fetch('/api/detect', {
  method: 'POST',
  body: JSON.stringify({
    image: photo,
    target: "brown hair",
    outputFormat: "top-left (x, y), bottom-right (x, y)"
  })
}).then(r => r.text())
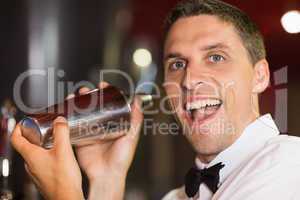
top-left (165, 0), bottom-right (266, 65)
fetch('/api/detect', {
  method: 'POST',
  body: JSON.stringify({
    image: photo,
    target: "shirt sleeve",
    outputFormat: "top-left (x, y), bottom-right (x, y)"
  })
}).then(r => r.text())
top-left (227, 162), bottom-right (300, 200)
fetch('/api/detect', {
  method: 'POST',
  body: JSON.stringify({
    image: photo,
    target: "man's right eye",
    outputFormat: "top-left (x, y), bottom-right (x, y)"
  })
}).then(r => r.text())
top-left (169, 60), bottom-right (186, 71)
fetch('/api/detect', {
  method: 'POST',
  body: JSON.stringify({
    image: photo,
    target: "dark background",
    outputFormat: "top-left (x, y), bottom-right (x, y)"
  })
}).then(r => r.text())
top-left (0, 0), bottom-right (299, 199)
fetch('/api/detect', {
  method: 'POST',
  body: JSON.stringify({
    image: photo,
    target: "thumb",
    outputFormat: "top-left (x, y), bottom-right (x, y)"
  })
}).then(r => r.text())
top-left (52, 116), bottom-right (73, 153)
top-left (114, 97), bottom-right (143, 169)
top-left (126, 97), bottom-right (144, 144)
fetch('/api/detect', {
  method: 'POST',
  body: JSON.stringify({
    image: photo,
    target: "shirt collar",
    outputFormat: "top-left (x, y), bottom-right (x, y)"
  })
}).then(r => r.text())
top-left (195, 114), bottom-right (280, 185)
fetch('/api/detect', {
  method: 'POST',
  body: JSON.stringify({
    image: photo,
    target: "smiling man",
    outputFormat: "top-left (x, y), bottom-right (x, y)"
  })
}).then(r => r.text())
top-left (162, 0), bottom-right (300, 199)
top-left (163, 0), bottom-right (267, 171)
top-left (10, 0), bottom-right (300, 200)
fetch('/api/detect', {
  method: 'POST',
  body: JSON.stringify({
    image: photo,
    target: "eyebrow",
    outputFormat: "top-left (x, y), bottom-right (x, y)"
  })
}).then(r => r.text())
top-left (164, 43), bottom-right (230, 62)
top-left (164, 53), bottom-right (184, 62)
top-left (200, 43), bottom-right (230, 51)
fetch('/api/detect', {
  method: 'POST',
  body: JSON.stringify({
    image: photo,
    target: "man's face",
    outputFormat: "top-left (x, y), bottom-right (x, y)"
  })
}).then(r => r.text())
top-left (163, 15), bottom-right (259, 161)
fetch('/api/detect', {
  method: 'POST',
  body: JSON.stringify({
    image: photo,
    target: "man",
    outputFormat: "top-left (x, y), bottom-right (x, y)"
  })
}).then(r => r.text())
top-left (10, 0), bottom-right (300, 199)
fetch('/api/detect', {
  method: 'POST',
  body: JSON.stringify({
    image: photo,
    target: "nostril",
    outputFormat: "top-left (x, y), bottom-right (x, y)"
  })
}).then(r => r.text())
top-left (196, 81), bottom-right (204, 85)
top-left (182, 85), bottom-right (189, 93)
top-left (183, 80), bottom-right (204, 88)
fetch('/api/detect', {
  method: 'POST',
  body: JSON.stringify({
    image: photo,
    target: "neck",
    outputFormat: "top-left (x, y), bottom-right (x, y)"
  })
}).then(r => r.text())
top-left (196, 154), bottom-right (217, 164)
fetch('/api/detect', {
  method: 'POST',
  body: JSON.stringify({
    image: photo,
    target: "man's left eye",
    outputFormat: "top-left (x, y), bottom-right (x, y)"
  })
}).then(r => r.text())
top-left (208, 54), bottom-right (225, 63)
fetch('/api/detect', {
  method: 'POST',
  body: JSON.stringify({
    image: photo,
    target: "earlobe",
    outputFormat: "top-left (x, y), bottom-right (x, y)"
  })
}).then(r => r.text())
top-left (252, 59), bottom-right (270, 94)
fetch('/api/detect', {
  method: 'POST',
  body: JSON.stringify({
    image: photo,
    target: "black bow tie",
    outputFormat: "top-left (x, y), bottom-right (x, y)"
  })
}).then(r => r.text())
top-left (185, 162), bottom-right (225, 198)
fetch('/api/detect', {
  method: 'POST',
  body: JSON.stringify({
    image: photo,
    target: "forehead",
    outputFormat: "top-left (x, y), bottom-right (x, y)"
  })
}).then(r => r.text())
top-left (164, 15), bottom-right (245, 54)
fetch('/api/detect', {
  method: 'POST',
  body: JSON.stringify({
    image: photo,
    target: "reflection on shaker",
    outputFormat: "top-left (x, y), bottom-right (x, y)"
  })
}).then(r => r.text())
top-left (20, 86), bottom-right (151, 148)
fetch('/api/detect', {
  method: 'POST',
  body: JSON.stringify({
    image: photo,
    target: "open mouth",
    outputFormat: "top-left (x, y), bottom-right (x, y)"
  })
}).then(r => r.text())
top-left (184, 98), bottom-right (223, 123)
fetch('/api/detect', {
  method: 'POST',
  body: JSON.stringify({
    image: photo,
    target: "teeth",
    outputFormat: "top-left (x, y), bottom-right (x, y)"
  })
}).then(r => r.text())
top-left (186, 99), bottom-right (222, 110)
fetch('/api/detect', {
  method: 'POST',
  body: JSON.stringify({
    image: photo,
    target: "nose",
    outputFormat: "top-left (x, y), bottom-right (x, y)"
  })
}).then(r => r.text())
top-left (181, 68), bottom-right (205, 92)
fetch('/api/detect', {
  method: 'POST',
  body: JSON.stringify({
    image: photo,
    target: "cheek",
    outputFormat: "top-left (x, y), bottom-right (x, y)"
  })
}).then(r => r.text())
top-left (164, 70), bottom-right (185, 83)
top-left (164, 85), bottom-right (182, 108)
top-left (163, 77), bottom-right (182, 95)
top-left (223, 77), bottom-right (254, 120)
top-left (216, 67), bottom-right (253, 111)
top-left (234, 69), bottom-right (254, 99)
top-left (221, 63), bottom-right (253, 92)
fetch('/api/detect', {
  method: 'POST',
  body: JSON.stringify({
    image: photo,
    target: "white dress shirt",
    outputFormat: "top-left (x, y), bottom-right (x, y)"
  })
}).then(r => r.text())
top-left (162, 114), bottom-right (300, 200)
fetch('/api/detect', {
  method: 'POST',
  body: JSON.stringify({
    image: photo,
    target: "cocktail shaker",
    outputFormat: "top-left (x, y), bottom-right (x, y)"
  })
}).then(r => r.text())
top-left (20, 86), bottom-right (152, 148)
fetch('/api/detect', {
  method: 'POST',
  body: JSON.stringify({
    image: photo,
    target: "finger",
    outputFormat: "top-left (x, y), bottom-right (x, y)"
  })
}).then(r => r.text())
top-left (131, 97), bottom-right (143, 125)
top-left (10, 124), bottom-right (44, 161)
top-left (65, 87), bottom-right (91, 100)
top-left (66, 94), bottom-right (75, 100)
top-left (98, 81), bottom-right (110, 89)
top-left (52, 116), bottom-right (73, 153)
top-left (125, 97), bottom-right (143, 144)
top-left (78, 87), bottom-right (91, 95)
top-left (112, 97), bottom-right (143, 167)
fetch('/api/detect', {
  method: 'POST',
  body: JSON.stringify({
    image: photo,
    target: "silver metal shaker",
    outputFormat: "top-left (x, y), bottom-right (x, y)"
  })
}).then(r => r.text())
top-left (19, 86), bottom-right (151, 148)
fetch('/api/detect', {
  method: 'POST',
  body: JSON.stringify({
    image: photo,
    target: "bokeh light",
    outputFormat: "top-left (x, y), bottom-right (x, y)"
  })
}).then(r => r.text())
top-left (133, 48), bottom-right (152, 67)
top-left (281, 10), bottom-right (300, 34)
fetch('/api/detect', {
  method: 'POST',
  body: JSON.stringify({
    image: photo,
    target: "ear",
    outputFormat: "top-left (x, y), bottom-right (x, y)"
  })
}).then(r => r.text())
top-left (252, 59), bottom-right (270, 94)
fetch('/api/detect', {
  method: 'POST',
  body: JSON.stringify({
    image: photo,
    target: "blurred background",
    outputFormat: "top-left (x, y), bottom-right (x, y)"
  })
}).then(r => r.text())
top-left (0, 0), bottom-right (299, 199)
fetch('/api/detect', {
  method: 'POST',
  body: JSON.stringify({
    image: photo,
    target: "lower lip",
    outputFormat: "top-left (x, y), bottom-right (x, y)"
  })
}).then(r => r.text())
top-left (184, 104), bottom-right (222, 127)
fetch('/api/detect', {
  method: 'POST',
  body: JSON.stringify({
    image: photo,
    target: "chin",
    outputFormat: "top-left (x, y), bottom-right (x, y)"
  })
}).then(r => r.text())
top-left (186, 131), bottom-right (223, 155)
top-left (177, 98), bottom-right (239, 158)
top-left (182, 114), bottom-right (236, 160)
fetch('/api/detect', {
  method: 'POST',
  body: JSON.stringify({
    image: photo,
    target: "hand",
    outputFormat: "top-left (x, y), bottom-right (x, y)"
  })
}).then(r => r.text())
top-left (11, 117), bottom-right (84, 200)
top-left (70, 82), bottom-right (143, 200)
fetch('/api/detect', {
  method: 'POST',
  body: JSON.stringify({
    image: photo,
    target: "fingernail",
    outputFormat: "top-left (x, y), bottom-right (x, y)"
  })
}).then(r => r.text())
top-left (99, 82), bottom-right (110, 88)
top-left (54, 116), bottom-right (67, 123)
top-left (66, 94), bottom-right (75, 99)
